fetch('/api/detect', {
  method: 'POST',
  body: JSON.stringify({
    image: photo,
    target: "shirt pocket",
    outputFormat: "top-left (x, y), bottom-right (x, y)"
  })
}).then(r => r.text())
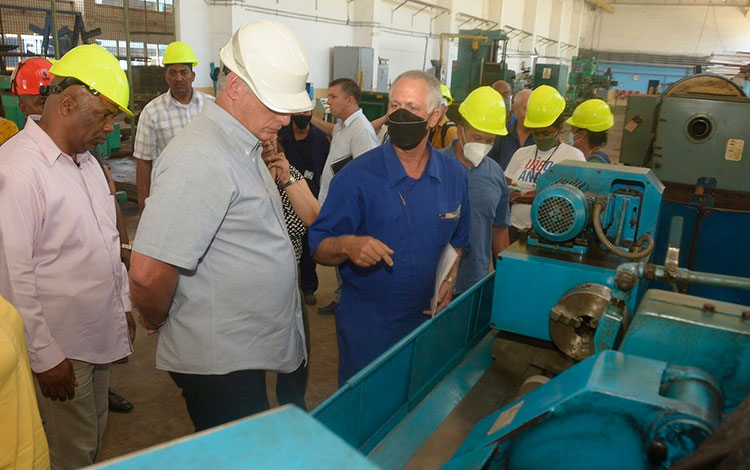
top-left (436, 203), bottom-right (461, 246)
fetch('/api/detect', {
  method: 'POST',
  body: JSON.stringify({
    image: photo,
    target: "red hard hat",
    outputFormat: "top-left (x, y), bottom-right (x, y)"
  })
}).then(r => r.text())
top-left (11, 58), bottom-right (54, 96)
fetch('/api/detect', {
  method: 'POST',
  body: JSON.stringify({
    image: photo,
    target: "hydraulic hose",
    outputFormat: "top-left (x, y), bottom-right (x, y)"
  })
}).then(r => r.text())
top-left (592, 201), bottom-right (655, 260)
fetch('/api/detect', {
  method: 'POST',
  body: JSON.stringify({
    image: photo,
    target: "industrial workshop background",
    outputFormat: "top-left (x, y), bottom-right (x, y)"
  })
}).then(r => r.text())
top-left (0, 0), bottom-right (176, 151)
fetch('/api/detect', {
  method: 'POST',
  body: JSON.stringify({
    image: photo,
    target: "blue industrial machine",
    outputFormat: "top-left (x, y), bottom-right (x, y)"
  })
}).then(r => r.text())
top-left (444, 351), bottom-right (722, 470)
top-left (494, 161), bottom-right (663, 360)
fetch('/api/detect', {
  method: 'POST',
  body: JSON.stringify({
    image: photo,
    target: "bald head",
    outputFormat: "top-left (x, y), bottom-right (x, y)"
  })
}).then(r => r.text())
top-left (512, 88), bottom-right (532, 128)
top-left (491, 80), bottom-right (512, 100)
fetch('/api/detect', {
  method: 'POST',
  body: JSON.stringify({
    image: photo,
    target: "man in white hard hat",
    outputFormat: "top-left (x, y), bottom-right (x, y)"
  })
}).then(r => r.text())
top-left (134, 41), bottom-right (214, 213)
top-left (129, 21), bottom-right (310, 431)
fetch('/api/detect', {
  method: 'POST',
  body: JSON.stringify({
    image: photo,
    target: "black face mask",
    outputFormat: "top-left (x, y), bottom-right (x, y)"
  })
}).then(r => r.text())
top-left (387, 108), bottom-right (428, 150)
top-left (291, 114), bottom-right (312, 129)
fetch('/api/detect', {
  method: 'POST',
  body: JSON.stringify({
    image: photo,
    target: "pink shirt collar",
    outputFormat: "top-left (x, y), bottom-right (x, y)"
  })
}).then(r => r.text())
top-left (24, 116), bottom-right (92, 167)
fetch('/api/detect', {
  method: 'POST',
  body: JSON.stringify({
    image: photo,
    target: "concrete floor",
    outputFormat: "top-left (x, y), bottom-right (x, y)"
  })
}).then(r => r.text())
top-left (98, 108), bottom-right (628, 465)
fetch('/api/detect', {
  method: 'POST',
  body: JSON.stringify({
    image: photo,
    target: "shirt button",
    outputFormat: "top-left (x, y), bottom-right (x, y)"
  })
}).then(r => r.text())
top-left (245, 149), bottom-right (250, 156)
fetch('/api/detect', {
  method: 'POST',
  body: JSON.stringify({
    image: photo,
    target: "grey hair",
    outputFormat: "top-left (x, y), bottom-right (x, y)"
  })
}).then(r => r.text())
top-left (216, 62), bottom-right (250, 93)
top-left (392, 70), bottom-right (442, 112)
top-left (216, 66), bottom-right (227, 92)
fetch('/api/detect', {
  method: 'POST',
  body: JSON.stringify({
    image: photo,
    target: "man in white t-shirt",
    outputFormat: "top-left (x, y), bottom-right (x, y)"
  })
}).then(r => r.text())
top-left (505, 85), bottom-right (585, 242)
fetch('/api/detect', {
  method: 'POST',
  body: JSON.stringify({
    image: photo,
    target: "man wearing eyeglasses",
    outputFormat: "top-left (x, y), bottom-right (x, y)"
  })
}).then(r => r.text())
top-left (0, 44), bottom-right (135, 470)
top-left (133, 41), bottom-right (213, 212)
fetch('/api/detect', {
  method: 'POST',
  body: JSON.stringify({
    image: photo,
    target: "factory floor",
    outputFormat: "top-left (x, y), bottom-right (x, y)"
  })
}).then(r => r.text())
top-left (98, 106), bottom-right (627, 466)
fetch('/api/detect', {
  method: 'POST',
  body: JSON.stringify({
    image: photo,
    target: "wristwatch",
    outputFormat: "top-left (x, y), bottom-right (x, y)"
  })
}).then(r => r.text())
top-left (121, 243), bottom-right (132, 250)
top-left (281, 173), bottom-right (298, 190)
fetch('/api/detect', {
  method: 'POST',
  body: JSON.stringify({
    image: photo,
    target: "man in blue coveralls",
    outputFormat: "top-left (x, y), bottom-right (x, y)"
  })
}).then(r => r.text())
top-left (308, 70), bottom-right (471, 385)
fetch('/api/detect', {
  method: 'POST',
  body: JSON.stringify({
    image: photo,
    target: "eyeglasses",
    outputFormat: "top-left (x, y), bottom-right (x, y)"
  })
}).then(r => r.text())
top-left (39, 76), bottom-right (100, 98)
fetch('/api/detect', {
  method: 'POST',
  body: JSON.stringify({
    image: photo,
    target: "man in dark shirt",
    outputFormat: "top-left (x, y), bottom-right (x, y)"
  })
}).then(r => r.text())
top-left (279, 110), bottom-right (331, 304)
top-left (487, 88), bottom-right (533, 170)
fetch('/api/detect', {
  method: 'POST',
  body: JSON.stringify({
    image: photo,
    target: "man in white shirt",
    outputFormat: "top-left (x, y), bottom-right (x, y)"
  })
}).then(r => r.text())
top-left (312, 78), bottom-right (379, 204)
top-left (134, 41), bottom-right (214, 212)
top-left (310, 78), bottom-right (379, 315)
top-left (505, 85), bottom-right (585, 243)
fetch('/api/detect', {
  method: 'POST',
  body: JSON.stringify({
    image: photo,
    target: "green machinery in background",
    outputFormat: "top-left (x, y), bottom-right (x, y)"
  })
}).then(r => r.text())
top-left (449, 29), bottom-right (514, 103)
top-left (532, 62), bottom-right (569, 94)
top-left (619, 73), bottom-right (750, 306)
top-left (565, 56), bottom-right (616, 111)
top-left (359, 91), bottom-right (389, 122)
top-left (619, 74), bottom-right (749, 192)
top-left (0, 74), bottom-right (121, 156)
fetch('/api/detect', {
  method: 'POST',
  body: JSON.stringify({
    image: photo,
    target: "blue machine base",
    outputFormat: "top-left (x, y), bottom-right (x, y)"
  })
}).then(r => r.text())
top-left (493, 241), bottom-right (643, 342)
top-left (89, 406), bottom-right (381, 470)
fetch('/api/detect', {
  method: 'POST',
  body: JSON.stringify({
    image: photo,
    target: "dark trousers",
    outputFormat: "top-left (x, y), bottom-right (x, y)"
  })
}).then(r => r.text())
top-left (169, 369), bottom-right (270, 432)
top-left (300, 233), bottom-right (318, 294)
top-left (170, 303), bottom-right (312, 432)
top-left (170, 362), bottom-right (309, 432)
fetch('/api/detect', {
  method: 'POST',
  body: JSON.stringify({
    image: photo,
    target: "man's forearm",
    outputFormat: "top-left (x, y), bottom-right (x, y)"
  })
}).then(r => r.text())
top-left (312, 235), bottom-right (352, 266)
top-left (129, 252), bottom-right (177, 326)
top-left (135, 159), bottom-right (152, 212)
top-left (492, 226), bottom-right (509, 261)
top-left (311, 116), bottom-right (335, 138)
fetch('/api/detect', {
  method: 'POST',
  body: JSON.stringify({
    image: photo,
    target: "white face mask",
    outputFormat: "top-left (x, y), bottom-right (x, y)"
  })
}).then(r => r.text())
top-left (463, 142), bottom-right (493, 167)
top-left (567, 131), bottom-right (584, 147)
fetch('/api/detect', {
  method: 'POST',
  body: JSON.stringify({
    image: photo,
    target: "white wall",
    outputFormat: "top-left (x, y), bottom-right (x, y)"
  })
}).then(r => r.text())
top-left (177, 0), bottom-right (592, 91)
top-left (591, 5), bottom-right (750, 56)
top-left (230, 8), bottom-right (354, 88)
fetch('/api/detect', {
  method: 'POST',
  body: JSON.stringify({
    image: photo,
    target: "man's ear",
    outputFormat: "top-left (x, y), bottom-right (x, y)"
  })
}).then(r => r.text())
top-left (224, 73), bottom-right (242, 100)
top-left (58, 93), bottom-right (77, 117)
top-left (427, 107), bottom-right (442, 128)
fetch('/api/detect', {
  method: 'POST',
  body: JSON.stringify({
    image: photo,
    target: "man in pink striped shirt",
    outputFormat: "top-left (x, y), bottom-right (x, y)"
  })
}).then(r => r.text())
top-left (0, 44), bottom-right (135, 470)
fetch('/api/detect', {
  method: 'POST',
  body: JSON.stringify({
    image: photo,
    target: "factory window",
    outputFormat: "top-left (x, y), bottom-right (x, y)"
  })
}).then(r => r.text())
top-left (3, 34), bottom-right (20, 68)
top-left (97, 39), bottom-right (118, 56)
top-left (147, 43), bottom-right (158, 60)
top-left (95, 0), bottom-right (172, 11)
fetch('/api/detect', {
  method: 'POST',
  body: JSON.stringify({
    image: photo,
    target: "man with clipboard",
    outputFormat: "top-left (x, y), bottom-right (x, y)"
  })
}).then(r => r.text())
top-left (309, 71), bottom-right (470, 385)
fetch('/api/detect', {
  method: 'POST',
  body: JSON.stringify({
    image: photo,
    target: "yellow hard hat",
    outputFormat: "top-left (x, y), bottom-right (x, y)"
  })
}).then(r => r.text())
top-left (49, 44), bottom-right (132, 116)
top-left (163, 41), bottom-right (198, 67)
top-left (458, 86), bottom-right (508, 136)
top-left (524, 85), bottom-right (565, 128)
top-left (440, 84), bottom-right (453, 106)
top-left (566, 99), bottom-right (614, 132)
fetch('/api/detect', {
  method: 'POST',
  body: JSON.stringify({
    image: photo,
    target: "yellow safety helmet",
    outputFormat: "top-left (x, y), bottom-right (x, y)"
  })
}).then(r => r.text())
top-left (566, 99), bottom-right (614, 132)
top-left (524, 85), bottom-right (565, 128)
top-left (163, 41), bottom-right (198, 67)
top-left (440, 84), bottom-right (453, 106)
top-left (49, 44), bottom-right (133, 116)
top-left (458, 86), bottom-right (508, 136)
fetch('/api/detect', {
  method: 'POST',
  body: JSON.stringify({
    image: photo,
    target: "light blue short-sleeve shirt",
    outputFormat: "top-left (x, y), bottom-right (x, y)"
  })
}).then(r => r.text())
top-left (439, 140), bottom-right (511, 294)
top-left (133, 101), bottom-right (305, 375)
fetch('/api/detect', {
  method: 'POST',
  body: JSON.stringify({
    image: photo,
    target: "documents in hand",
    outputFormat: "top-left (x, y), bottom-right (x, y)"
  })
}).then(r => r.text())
top-left (430, 245), bottom-right (458, 317)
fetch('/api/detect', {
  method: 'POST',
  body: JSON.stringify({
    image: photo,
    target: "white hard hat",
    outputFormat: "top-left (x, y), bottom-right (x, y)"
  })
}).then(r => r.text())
top-left (220, 20), bottom-right (313, 113)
